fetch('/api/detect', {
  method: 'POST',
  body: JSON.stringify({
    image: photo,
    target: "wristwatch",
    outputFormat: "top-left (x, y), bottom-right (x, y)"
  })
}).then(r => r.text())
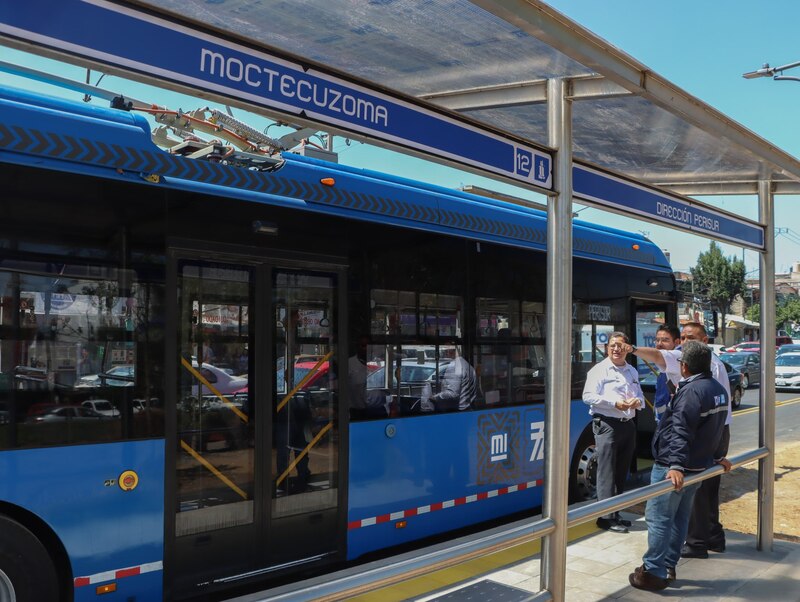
top-left (630, 345), bottom-right (638, 353)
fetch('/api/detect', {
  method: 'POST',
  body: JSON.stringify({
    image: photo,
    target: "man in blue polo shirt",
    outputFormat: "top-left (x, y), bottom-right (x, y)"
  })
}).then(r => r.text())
top-left (628, 341), bottom-right (731, 591)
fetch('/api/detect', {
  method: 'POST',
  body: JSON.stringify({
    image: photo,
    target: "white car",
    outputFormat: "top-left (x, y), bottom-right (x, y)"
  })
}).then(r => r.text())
top-left (75, 364), bottom-right (135, 388)
top-left (81, 399), bottom-right (121, 417)
top-left (775, 352), bottom-right (800, 390)
top-left (193, 362), bottom-right (248, 396)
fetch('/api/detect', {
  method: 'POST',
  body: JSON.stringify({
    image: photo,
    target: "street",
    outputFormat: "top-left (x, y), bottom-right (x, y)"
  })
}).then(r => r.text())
top-left (728, 388), bottom-right (800, 457)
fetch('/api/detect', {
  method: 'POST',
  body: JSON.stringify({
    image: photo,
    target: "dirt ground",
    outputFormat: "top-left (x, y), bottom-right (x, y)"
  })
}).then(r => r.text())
top-left (628, 442), bottom-right (800, 543)
top-left (718, 441), bottom-right (800, 543)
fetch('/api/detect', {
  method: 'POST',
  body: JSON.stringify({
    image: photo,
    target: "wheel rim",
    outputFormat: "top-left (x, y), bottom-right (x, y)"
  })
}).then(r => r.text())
top-left (742, 374), bottom-right (749, 388)
top-left (575, 443), bottom-right (598, 501)
top-left (733, 388), bottom-right (742, 408)
top-left (0, 568), bottom-right (16, 602)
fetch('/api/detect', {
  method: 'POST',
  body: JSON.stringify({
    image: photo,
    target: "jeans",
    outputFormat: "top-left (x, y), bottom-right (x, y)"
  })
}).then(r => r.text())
top-left (642, 463), bottom-right (700, 579)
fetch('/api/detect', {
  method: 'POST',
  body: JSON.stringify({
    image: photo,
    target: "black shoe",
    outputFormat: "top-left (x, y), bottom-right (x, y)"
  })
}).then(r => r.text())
top-left (709, 542), bottom-right (726, 553)
top-left (629, 565), bottom-right (668, 591)
top-left (597, 518), bottom-right (628, 533)
top-left (617, 517), bottom-right (632, 527)
top-left (666, 567), bottom-right (676, 582)
top-left (681, 545), bottom-right (708, 559)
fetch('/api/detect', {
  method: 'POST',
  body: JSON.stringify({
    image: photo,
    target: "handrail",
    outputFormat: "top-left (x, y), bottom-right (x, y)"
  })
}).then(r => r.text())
top-left (568, 447), bottom-right (767, 528)
top-left (234, 448), bottom-right (767, 601)
top-left (247, 518), bottom-right (556, 601)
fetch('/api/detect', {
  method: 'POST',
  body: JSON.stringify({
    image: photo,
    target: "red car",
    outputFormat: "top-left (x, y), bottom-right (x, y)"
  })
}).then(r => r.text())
top-left (731, 342), bottom-right (761, 353)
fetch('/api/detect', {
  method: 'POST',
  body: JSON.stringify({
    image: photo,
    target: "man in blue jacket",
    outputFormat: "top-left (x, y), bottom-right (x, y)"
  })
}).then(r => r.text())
top-left (629, 341), bottom-right (732, 591)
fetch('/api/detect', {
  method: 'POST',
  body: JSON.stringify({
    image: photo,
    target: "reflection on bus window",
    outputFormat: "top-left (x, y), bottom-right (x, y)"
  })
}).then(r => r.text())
top-left (0, 255), bottom-right (165, 449)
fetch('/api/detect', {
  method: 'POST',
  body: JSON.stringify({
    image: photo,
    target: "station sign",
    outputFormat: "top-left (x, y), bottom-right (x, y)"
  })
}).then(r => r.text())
top-left (574, 165), bottom-right (765, 250)
top-left (0, 0), bottom-right (552, 190)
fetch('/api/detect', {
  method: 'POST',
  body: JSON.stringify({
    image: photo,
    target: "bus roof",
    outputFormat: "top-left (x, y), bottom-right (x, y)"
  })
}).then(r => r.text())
top-left (0, 83), bottom-right (671, 272)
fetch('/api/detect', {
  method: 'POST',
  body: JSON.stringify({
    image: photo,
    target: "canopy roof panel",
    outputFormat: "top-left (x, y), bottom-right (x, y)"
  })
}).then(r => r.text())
top-left (131, 0), bottom-right (799, 196)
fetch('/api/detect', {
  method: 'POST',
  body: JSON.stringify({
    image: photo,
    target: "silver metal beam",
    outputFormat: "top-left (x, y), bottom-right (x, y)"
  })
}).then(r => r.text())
top-left (470, 0), bottom-right (800, 185)
top-left (421, 75), bottom-right (630, 111)
top-left (422, 79), bottom-right (547, 110)
top-left (541, 77), bottom-right (572, 601)
top-left (757, 180), bottom-right (776, 551)
top-left (657, 180), bottom-right (800, 196)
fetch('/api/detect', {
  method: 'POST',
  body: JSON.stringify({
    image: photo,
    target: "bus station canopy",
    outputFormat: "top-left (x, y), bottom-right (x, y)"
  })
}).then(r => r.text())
top-left (118, 0), bottom-right (800, 197)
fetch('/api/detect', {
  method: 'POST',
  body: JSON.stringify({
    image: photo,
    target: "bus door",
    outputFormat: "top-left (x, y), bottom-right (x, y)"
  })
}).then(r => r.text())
top-left (169, 254), bottom-right (342, 596)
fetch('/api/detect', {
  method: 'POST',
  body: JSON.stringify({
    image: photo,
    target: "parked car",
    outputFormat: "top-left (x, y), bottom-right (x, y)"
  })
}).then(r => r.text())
top-left (777, 344), bottom-right (800, 356)
top-left (775, 352), bottom-right (800, 391)
top-left (81, 399), bottom-right (120, 417)
top-left (75, 364), bottom-right (135, 388)
top-left (26, 404), bottom-right (107, 422)
top-left (366, 359), bottom-right (449, 393)
top-left (719, 351), bottom-right (760, 389)
top-left (730, 342), bottom-right (761, 354)
top-left (193, 362), bottom-right (248, 396)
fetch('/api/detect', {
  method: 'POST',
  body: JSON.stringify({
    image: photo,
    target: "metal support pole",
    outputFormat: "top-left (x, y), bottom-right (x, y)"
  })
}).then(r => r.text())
top-left (541, 77), bottom-right (572, 601)
top-left (757, 179), bottom-right (775, 551)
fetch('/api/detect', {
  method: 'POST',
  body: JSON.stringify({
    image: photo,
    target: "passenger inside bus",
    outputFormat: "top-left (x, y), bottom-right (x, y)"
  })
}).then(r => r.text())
top-left (421, 350), bottom-right (477, 412)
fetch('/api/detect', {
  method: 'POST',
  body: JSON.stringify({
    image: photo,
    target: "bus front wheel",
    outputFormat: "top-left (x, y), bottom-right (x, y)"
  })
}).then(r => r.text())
top-left (569, 429), bottom-right (598, 503)
top-left (0, 516), bottom-right (59, 602)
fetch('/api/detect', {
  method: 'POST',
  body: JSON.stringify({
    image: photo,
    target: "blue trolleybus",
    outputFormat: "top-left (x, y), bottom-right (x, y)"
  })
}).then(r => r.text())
top-left (0, 84), bottom-right (676, 601)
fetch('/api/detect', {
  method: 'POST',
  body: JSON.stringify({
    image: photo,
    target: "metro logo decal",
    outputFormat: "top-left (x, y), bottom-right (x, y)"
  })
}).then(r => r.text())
top-left (477, 412), bottom-right (521, 484)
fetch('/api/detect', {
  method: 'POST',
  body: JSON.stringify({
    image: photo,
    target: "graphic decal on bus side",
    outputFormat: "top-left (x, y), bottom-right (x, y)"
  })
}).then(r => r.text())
top-left (477, 410), bottom-right (548, 485)
top-left (477, 412), bottom-right (521, 484)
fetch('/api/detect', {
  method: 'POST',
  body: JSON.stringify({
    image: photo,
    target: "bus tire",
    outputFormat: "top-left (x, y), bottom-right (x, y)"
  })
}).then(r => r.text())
top-left (0, 516), bottom-right (60, 602)
top-left (569, 429), bottom-right (597, 503)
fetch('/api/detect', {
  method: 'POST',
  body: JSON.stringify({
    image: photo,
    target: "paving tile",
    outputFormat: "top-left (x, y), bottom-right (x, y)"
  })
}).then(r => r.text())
top-left (566, 557), bottom-right (624, 577)
top-left (485, 569), bottom-right (530, 586)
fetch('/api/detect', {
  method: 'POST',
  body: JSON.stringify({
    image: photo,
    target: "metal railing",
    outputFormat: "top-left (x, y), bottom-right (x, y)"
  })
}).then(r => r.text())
top-left (231, 448), bottom-right (767, 602)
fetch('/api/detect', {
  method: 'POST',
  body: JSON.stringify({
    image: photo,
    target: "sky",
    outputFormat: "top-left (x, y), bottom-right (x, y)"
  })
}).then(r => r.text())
top-left (2, 1), bottom-right (800, 274)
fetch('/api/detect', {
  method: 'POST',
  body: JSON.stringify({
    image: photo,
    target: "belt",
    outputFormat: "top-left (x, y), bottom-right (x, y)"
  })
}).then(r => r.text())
top-left (594, 414), bottom-right (632, 423)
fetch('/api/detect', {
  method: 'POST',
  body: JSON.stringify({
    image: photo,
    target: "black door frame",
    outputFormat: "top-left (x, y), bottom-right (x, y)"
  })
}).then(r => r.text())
top-left (163, 240), bottom-right (350, 598)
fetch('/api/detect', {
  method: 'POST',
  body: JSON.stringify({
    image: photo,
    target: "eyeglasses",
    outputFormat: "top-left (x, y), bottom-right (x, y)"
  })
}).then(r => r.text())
top-left (608, 343), bottom-right (625, 349)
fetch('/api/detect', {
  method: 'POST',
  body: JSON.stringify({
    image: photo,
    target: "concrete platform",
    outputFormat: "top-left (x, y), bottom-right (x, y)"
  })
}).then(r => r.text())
top-left (414, 513), bottom-right (800, 601)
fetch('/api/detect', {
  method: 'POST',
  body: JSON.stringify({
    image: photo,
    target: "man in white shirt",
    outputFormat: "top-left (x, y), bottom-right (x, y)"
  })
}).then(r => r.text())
top-left (627, 321), bottom-right (732, 557)
top-left (582, 331), bottom-right (645, 533)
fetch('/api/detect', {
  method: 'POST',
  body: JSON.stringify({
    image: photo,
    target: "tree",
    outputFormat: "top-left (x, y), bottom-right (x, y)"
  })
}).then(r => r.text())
top-left (745, 303), bottom-right (760, 323)
top-left (690, 241), bottom-right (746, 329)
top-left (778, 297), bottom-right (800, 333)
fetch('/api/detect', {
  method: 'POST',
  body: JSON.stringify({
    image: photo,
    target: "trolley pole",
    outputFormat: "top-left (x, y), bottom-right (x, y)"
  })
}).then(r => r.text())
top-left (757, 179), bottom-right (776, 551)
top-left (541, 77), bottom-right (573, 601)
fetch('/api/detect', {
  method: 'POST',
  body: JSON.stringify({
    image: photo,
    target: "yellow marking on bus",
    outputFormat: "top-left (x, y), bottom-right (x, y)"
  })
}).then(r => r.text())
top-left (180, 356), bottom-right (249, 423)
top-left (277, 351), bottom-right (334, 413)
top-left (342, 521), bottom-right (598, 602)
top-left (276, 421), bottom-right (333, 486)
top-left (179, 439), bottom-right (248, 500)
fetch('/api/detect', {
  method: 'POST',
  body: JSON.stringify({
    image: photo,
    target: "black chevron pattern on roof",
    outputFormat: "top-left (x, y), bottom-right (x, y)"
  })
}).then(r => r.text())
top-left (1, 122), bottom-right (644, 259)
